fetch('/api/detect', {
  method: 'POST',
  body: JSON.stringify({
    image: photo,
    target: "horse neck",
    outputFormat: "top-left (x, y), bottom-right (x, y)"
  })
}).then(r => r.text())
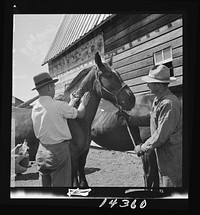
top-left (75, 67), bottom-right (101, 125)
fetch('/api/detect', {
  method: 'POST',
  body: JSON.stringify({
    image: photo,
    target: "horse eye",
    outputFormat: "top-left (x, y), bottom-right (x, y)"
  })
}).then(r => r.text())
top-left (105, 73), bottom-right (112, 78)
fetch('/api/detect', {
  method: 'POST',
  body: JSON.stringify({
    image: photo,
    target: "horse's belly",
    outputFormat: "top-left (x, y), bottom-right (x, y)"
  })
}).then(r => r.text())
top-left (68, 119), bottom-right (91, 156)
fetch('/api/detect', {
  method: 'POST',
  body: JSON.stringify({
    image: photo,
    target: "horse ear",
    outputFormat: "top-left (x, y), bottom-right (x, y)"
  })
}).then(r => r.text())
top-left (106, 53), bottom-right (113, 66)
top-left (95, 52), bottom-right (104, 69)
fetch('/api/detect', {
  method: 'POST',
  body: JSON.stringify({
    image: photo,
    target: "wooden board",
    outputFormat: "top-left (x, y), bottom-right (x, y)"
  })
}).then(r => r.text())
top-left (117, 56), bottom-right (153, 75)
top-left (104, 14), bottom-right (164, 45)
top-left (105, 17), bottom-right (182, 61)
top-left (113, 36), bottom-right (182, 69)
top-left (116, 45), bottom-right (182, 81)
top-left (104, 14), bottom-right (150, 39)
top-left (130, 74), bottom-right (183, 94)
top-left (125, 66), bottom-right (183, 87)
top-left (105, 14), bottom-right (182, 53)
top-left (113, 26), bottom-right (182, 62)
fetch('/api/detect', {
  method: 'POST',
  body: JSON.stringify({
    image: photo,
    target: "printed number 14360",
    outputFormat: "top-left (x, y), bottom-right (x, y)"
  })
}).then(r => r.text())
top-left (99, 198), bottom-right (147, 209)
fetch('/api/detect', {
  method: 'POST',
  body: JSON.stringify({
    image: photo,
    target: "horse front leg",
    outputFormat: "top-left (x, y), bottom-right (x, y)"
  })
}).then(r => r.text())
top-left (71, 157), bottom-right (79, 187)
top-left (71, 158), bottom-right (80, 187)
top-left (78, 148), bottom-right (89, 188)
top-left (70, 145), bottom-right (79, 187)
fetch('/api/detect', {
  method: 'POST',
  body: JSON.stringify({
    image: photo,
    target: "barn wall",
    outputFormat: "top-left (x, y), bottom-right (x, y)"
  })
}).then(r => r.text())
top-left (48, 14), bottom-right (183, 97)
top-left (48, 32), bottom-right (105, 96)
top-left (103, 14), bottom-right (183, 94)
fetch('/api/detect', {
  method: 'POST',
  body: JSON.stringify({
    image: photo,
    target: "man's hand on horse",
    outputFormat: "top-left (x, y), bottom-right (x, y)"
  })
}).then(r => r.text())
top-left (80, 91), bottom-right (91, 107)
top-left (116, 110), bottom-right (130, 122)
top-left (70, 92), bottom-right (80, 103)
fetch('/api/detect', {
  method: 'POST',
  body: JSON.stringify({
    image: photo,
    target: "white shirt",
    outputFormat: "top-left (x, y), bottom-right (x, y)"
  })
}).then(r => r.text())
top-left (31, 96), bottom-right (78, 144)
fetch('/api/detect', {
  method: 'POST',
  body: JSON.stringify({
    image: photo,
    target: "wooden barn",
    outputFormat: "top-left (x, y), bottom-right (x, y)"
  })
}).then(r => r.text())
top-left (42, 13), bottom-right (183, 98)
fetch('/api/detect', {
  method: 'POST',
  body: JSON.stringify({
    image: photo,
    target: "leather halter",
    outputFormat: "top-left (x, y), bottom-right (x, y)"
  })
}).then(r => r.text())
top-left (95, 70), bottom-right (127, 107)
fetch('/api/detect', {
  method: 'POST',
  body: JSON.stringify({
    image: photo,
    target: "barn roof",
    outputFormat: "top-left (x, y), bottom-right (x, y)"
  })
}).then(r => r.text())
top-left (42, 14), bottom-right (114, 65)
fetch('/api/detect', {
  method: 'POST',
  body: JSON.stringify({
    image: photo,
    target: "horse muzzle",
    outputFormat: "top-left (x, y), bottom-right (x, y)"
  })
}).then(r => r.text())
top-left (117, 87), bottom-right (135, 111)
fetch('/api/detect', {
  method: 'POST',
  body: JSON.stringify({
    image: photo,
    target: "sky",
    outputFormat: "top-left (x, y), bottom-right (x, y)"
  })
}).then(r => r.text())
top-left (13, 14), bottom-right (64, 102)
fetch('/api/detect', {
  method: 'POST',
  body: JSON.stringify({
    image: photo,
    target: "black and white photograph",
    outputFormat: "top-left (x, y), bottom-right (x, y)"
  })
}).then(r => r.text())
top-left (3, 0), bottom-right (198, 210)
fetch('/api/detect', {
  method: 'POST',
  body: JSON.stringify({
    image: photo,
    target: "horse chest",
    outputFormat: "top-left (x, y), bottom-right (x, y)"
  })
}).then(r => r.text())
top-left (68, 119), bottom-right (91, 153)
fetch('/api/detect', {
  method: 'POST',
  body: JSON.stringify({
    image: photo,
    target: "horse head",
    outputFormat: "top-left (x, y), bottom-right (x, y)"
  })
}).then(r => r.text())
top-left (94, 52), bottom-right (135, 111)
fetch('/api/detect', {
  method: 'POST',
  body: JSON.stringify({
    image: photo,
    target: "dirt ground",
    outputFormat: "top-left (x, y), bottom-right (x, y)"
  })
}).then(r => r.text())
top-left (11, 144), bottom-right (144, 187)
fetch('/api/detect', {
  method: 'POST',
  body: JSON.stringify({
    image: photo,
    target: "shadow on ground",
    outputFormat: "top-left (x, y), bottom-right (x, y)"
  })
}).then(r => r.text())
top-left (15, 172), bottom-right (39, 181)
top-left (15, 167), bottom-right (99, 181)
top-left (85, 167), bottom-right (100, 175)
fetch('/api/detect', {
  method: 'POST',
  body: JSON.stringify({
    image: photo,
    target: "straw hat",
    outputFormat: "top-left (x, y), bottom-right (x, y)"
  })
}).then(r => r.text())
top-left (32, 72), bottom-right (58, 90)
top-left (142, 65), bottom-right (176, 83)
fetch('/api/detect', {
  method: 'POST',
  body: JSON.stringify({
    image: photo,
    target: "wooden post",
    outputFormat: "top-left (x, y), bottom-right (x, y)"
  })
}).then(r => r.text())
top-left (17, 95), bottom-right (39, 108)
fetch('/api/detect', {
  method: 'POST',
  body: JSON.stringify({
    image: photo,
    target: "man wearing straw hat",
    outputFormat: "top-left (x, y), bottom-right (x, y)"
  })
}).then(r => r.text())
top-left (118, 65), bottom-right (182, 187)
top-left (31, 72), bottom-right (90, 187)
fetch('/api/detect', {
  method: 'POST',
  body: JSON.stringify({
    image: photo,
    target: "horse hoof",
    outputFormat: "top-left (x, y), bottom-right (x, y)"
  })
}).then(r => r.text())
top-left (73, 182), bottom-right (79, 187)
top-left (79, 181), bottom-right (89, 188)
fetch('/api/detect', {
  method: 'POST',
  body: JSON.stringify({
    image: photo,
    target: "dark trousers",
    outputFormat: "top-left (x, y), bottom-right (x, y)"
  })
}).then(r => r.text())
top-left (157, 142), bottom-right (182, 187)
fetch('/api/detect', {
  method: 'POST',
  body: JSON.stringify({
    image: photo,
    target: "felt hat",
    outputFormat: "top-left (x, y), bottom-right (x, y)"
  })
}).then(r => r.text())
top-left (141, 65), bottom-right (176, 83)
top-left (32, 72), bottom-right (58, 90)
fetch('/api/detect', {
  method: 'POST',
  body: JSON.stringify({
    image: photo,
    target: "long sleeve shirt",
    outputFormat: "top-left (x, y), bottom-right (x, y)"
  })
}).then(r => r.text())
top-left (31, 96), bottom-right (78, 145)
top-left (141, 89), bottom-right (182, 153)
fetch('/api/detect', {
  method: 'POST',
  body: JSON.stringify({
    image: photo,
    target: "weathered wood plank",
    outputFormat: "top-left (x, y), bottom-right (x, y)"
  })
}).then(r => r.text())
top-left (130, 75), bottom-right (182, 94)
top-left (172, 56), bottom-right (182, 68)
top-left (105, 14), bottom-right (182, 53)
top-left (121, 55), bottom-right (183, 81)
top-left (105, 14), bottom-right (164, 46)
top-left (104, 14), bottom-right (149, 40)
top-left (120, 65), bottom-right (153, 80)
top-left (103, 14), bottom-right (148, 35)
top-left (117, 56), bottom-right (153, 75)
top-left (173, 46), bottom-right (183, 58)
top-left (124, 66), bottom-right (182, 87)
top-left (170, 75), bottom-right (183, 87)
top-left (113, 26), bottom-right (182, 62)
top-left (113, 36), bottom-right (182, 69)
top-left (117, 47), bottom-right (182, 77)
top-left (108, 18), bottom-right (182, 61)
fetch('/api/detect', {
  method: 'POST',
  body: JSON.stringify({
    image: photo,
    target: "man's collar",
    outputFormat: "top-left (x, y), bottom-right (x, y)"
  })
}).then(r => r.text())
top-left (39, 95), bottom-right (52, 100)
top-left (154, 88), bottom-right (170, 104)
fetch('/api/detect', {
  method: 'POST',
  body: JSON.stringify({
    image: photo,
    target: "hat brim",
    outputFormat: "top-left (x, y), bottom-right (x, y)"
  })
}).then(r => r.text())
top-left (32, 79), bottom-right (58, 91)
top-left (141, 75), bottom-right (176, 83)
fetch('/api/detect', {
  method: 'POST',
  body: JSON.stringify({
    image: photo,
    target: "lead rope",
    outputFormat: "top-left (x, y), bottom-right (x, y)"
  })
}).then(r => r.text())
top-left (118, 109), bottom-right (149, 187)
top-left (117, 108), bottom-right (137, 152)
top-left (124, 118), bottom-right (136, 149)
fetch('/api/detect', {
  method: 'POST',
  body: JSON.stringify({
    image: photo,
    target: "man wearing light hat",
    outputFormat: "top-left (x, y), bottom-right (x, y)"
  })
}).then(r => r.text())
top-left (31, 72), bottom-right (90, 187)
top-left (118, 65), bottom-right (182, 187)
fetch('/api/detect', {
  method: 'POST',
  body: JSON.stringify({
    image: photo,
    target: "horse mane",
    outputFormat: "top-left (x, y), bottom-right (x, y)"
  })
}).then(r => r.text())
top-left (62, 66), bottom-right (93, 102)
top-left (60, 56), bottom-right (111, 103)
top-left (65, 67), bottom-right (92, 92)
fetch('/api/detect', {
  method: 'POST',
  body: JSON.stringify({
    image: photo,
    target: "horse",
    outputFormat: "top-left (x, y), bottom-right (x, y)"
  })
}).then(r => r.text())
top-left (12, 106), bottom-right (39, 161)
top-left (62, 52), bottom-right (135, 187)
